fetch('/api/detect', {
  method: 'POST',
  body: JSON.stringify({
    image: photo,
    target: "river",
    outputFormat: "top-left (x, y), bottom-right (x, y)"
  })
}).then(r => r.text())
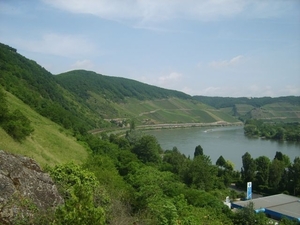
top-left (145, 126), bottom-right (300, 170)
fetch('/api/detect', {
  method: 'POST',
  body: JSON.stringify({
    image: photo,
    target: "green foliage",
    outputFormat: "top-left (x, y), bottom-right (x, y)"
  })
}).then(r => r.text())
top-left (289, 157), bottom-right (300, 196)
top-left (55, 70), bottom-right (191, 103)
top-left (2, 109), bottom-right (34, 141)
top-left (132, 135), bottom-right (162, 164)
top-left (244, 119), bottom-right (300, 142)
top-left (255, 156), bottom-right (270, 187)
top-left (83, 155), bottom-right (131, 201)
top-left (0, 88), bottom-right (9, 123)
top-left (49, 163), bottom-right (108, 224)
top-left (0, 91), bottom-right (33, 141)
top-left (233, 202), bottom-right (268, 225)
top-left (0, 43), bottom-right (101, 132)
top-left (194, 144), bottom-right (203, 157)
top-left (194, 95), bottom-right (300, 109)
top-left (185, 155), bottom-right (218, 191)
top-left (216, 155), bottom-right (227, 168)
top-left (162, 147), bottom-right (189, 176)
top-left (241, 152), bottom-right (256, 185)
top-left (54, 184), bottom-right (106, 225)
top-left (0, 88), bottom-right (34, 141)
top-left (280, 217), bottom-right (300, 225)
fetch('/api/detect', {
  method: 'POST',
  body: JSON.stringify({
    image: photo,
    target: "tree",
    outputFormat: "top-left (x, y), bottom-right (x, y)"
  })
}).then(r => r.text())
top-left (132, 135), bottom-right (162, 164)
top-left (187, 155), bottom-right (217, 191)
top-left (194, 145), bottom-right (203, 158)
top-left (289, 157), bottom-right (300, 196)
top-left (269, 159), bottom-right (285, 191)
top-left (274, 151), bottom-right (291, 168)
top-left (2, 109), bottom-right (34, 141)
top-left (162, 147), bottom-right (188, 176)
top-left (241, 152), bottom-right (256, 185)
top-left (255, 156), bottom-right (270, 187)
top-left (216, 155), bottom-right (226, 168)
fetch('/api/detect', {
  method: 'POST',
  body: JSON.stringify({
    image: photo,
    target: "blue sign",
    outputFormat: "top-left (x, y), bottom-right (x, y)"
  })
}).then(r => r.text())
top-left (247, 182), bottom-right (252, 200)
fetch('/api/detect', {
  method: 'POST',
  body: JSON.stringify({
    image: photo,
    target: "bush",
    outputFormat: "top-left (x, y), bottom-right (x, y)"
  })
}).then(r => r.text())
top-left (2, 109), bottom-right (34, 141)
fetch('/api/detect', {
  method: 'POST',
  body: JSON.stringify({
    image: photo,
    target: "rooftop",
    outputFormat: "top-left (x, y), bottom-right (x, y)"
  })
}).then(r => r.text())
top-left (232, 194), bottom-right (300, 221)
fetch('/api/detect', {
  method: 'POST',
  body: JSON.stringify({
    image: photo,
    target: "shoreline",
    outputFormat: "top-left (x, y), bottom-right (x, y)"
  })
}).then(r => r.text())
top-left (89, 121), bottom-right (244, 134)
top-left (136, 121), bottom-right (243, 130)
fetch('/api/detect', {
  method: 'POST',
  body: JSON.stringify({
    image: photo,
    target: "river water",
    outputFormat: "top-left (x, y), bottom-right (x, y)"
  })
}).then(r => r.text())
top-left (145, 126), bottom-right (300, 170)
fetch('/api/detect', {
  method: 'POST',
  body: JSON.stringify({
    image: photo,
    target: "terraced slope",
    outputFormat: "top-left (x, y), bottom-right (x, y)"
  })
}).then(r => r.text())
top-left (195, 96), bottom-right (300, 122)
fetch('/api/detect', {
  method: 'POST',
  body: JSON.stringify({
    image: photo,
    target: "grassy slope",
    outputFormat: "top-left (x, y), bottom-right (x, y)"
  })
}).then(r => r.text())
top-left (0, 91), bottom-right (88, 167)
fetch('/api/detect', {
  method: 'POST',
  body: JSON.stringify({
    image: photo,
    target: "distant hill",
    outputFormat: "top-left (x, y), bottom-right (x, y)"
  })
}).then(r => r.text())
top-left (193, 96), bottom-right (300, 122)
top-left (55, 70), bottom-right (239, 124)
top-left (55, 70), bottom-right (191, 102)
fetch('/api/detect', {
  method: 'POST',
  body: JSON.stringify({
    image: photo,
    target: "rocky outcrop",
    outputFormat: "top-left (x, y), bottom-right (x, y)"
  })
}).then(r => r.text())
top-left (0, 150), bottom-right (63, 224)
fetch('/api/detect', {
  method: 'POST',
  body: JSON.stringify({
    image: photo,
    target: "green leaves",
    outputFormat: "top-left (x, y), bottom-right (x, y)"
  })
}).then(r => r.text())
top-left (49, 163), bottom-right (108, 225)
top-left (132, 135), bottom-right (162, 164)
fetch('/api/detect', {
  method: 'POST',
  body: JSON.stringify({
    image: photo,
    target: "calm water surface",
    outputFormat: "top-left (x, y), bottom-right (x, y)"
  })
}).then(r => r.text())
top-left (145, 126), bottom-right (300, 170)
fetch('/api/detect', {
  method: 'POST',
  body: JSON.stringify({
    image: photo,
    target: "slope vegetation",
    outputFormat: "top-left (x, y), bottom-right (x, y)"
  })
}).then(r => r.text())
top-left (0, 91), bottom-right (88, 167)
top-left (55, 70), bottom-right (239, 124)
top-left (0, 43), bottom-right (103, 131)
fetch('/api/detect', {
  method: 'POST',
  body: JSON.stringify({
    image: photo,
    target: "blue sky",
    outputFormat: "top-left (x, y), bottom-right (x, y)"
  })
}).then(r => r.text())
top-left (1, 0), bottom-right (299, 97)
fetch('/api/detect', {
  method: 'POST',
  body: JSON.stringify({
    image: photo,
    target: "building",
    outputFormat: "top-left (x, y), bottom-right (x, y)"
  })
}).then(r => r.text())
top-left (231, 194), bottom-right (300, 222)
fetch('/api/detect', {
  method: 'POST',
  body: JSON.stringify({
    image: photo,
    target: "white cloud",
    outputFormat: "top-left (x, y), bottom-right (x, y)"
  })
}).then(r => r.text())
top-left (201, 86), bottom-right (223, 96)
top-left (158, 72), bottom-right (182, 86)
top-left (209, 55), bottom-right (244, 68)
top-left (71, 59), bottom-right (94, 70)
top-left (279, 85), bottom-right (300, 96)
top-left (14, 33), bottom-right (95, 58)
top-left (42, 0), bottom-right (293, 25)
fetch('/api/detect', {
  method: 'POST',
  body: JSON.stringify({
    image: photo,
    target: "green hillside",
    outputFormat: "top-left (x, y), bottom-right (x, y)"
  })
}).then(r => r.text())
top-left (194, 96), bottom-right (300, 122)
top-left (55, 70), bottom-right (191, 101)
top-left (0, 43), bottom-right (104, 132)
top-left (55, 70), bottom-right (239, 125)
top-left (0, 90), bottom-right (88, 167)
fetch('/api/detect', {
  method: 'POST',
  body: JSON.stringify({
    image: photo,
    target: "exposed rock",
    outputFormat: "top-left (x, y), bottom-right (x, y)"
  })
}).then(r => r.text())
top-left (0, 150), bottom-right (63, 224)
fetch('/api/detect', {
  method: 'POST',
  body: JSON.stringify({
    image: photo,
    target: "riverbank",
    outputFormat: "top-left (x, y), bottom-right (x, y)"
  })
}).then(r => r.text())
top-left (89, 121), bottom-right (244, 134)
top-left (137, 121), bottom-right (243, 130)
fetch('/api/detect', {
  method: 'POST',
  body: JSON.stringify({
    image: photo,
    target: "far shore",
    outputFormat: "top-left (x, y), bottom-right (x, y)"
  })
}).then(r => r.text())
top-left (89, 121), bottom-right (244, 134)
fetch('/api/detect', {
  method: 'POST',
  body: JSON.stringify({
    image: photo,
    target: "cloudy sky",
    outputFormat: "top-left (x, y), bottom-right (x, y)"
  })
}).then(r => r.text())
top-left (1, 0), bottom-right (300, 97)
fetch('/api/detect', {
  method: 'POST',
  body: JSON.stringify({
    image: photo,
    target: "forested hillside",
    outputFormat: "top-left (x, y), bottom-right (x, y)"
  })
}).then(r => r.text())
top-left (0, 43), bottom-right (104, 132)
top-left (56, 70), bottom-right (191, 102)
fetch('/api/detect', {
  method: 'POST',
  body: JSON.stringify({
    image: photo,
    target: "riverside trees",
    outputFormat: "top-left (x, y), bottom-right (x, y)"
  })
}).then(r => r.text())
top-left (244, 119), bottom-right (300, 142)
top-left (239, 151), bottom-right (300, 196)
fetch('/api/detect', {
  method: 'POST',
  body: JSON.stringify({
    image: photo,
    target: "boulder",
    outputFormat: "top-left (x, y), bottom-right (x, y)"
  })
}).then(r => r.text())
top-left (0, 150), bottom-right (63, 224)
